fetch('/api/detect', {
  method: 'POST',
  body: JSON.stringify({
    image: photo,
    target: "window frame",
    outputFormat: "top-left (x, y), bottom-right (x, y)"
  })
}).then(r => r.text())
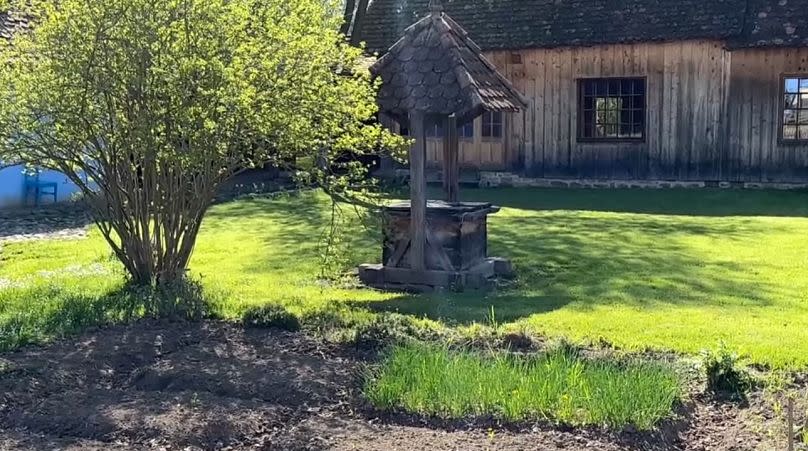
top-left (576, 76), bottom-right (647, 144)
top-left (481, 111), bottom-right (504, 141)
top-left (778, 73), bottom-right (808, 145)
top-left (458, 119), bottom-right (475, 141)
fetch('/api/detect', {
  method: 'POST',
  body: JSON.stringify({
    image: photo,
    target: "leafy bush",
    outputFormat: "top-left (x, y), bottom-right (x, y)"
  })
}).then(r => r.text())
top-left (365, 344), bottom-right (681, 430)
top-left (701, 343), bottom-right (752, 399)
top-left (242, 305), bottom-right (301, 331)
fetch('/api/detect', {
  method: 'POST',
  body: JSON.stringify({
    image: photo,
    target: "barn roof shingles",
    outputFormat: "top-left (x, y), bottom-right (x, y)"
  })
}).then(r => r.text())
top-left (370, 1), bottom-right (526, 119)
top-left (734, 0), bottom-right (808, 48)
top-left (358, 0), bottom-right (808, 53)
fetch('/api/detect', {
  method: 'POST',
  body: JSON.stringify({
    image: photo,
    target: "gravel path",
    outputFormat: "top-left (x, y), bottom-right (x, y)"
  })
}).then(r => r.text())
top-left (0, 204), bottom-right (91, 243)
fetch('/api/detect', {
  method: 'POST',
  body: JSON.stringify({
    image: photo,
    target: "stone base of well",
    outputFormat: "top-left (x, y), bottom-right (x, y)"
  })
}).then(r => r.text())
top-left (358, 201), bottom-right (512, 292)
top-left (359, 257), bottom-right (512, 293)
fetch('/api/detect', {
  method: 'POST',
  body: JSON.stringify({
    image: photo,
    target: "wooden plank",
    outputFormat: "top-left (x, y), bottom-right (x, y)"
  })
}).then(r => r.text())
top-left (425, 228), bottom-right (454, 271)
top-left (757, 50), bottom-right (773, 182)
top-left (676, 42), bottom-right (692, 180)
top-left (560, 48), bottom-right (573, 176)
top-left (385, 239), bottom-right (410, 267)
top-left (535, 49), bottom-right (547, 176)
top-left (647, 43), bottom-right (664, 178)
top-left (442, 115), bottom-right (459, 202)
top-left (703, 42), bottom-right (722, 180)
top-left (547, 49), bottom-right (560, 175)
top-left (690, 42), bottom-right (707, 180)
top-left (408, 111), bottom-right (427, 271)
top-left (664, 43), bottom-right (680, 178)
top-left (724, 48), bottom-right (740, 181)
top-left (739, 53), bottom-right (754, 181)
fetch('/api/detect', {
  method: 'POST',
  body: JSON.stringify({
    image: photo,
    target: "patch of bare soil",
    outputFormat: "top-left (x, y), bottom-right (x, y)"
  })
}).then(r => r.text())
top-left (0, 321), bottom-right (789, 450)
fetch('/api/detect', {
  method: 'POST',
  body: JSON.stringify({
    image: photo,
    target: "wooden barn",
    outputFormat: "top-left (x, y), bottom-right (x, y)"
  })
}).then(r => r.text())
top-left (350, 0), bottom-right (808, 183)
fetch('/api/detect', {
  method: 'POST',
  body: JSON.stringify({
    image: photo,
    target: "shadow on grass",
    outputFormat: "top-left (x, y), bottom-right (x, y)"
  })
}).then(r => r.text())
top-left (363, 202), bottom-right (786, 325)
top-left (457, 187), bottom-right (808, 217)
top-left (0, 281), bottom-right (218, 352)
top-left (203, 190), bottom-right (380, 276)
top-left (193, 187), bottom-right (798, 329)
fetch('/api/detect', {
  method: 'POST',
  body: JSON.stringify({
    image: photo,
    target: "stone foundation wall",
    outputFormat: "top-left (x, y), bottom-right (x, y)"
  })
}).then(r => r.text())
top-left (478, 172), bottom-right (808, 190)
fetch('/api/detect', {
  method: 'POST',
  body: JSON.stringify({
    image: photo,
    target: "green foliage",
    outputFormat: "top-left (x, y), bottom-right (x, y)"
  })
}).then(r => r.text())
top-left (0, 0), bottom-right (405, 288)
top-left (701, 342), bottom-right (752, 400)
top-left (242, 304), bottom-right (301, 331)
top-left (364, 344), bottom-right (681, 430)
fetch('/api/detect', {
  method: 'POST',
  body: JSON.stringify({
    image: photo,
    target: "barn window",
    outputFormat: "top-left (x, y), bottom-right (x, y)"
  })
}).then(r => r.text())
top-left (482, 111), bottom-right (503, 139)
top-left (782, 76), bottom-right (808, 142)
top-left (578, 78), bottom-right (645, 141)
top-left (458, 120), bottom-right (474, 139)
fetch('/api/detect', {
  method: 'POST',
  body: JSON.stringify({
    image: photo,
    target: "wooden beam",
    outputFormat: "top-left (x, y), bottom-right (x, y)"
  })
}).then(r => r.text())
top-left (409, 111), bottom-right (427, 271)
top-left (349, 0), bottom-right (370, 46)
top-left (340, 0), bottom-right (356, 35)
top-left (442, 115), bottom-right (460, 203)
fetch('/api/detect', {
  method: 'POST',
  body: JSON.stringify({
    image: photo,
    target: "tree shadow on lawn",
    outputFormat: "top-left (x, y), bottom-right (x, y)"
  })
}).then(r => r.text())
top-left (458, 187), bottom-right (808, 217)
top-left (363, 210), bottom-right (785, 325)
top-left (201, 191), bottom-right (379, 277)
top-left (197, 188), bottom-right (792, 327)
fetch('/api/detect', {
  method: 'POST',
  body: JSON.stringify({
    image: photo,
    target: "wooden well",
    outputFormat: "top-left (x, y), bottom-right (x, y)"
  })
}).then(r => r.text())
top-left (359, 0), bottom-right (524, 291)
top-left (383, 201), bottom-right (496, 271)
top-left (359, 201), bottom-right (512, 291)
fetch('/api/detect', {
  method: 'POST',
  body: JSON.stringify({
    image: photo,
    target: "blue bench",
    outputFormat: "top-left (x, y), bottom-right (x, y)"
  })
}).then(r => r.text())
top-left (23, 170), bottom-right (58, 207)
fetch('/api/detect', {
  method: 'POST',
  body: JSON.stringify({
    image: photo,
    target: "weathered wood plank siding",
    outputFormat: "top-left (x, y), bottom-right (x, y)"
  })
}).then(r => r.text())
top-left (725, 48), bottom-right (808, 182)
top-left (478, 40), bottom-right (729, 180)
top-left (413, 41), bottom-right (808, 182)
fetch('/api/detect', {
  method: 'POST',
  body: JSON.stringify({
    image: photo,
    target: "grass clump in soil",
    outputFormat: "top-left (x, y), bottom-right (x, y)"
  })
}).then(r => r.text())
top-left (365, 344), bottom-right (681, 430)
top-left (701, 342), bottom-right (753, 400)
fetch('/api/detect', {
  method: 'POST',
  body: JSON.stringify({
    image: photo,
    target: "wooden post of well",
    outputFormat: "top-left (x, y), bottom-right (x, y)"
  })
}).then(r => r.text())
top-left (409, 111), bottom-right (427, 271)
top-left (442, 115), bottom-right (459, 203)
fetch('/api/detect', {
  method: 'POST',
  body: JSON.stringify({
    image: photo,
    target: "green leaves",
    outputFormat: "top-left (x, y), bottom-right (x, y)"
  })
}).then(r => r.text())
top-left (0, 0), bottom-right (403, 184)
top-left (0, 0), bottom-right (405, 285)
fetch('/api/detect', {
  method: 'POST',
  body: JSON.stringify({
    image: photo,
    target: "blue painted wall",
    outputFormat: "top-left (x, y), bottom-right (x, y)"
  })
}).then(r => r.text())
top-left (0, 165), bottom-right (84, 208)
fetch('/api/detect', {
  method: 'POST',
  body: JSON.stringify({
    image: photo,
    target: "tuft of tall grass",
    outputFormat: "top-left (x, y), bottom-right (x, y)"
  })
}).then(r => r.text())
top-left (364, 344), bottom-right (681, 430)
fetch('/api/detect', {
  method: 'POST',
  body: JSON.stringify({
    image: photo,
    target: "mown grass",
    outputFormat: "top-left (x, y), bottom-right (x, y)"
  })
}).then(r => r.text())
top-left (364, 343), bottom-right (681, 430)
top-left (2, 188), bottom-right (808, 368)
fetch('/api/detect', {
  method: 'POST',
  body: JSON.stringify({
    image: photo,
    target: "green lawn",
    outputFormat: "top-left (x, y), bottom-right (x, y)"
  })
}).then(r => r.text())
top-left (2, 188), bottom-right (808, 368)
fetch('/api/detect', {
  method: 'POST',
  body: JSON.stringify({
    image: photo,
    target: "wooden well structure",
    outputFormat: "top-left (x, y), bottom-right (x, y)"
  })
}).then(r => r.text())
top-left (359, 0), bottom-right (527, 291)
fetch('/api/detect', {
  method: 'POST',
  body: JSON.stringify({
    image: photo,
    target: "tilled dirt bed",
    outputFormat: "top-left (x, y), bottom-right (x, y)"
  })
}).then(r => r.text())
top-left (0, 321), bottom-right (783, 450)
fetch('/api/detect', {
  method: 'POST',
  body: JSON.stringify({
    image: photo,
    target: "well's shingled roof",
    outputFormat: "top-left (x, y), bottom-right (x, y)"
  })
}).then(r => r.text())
top-left (370, 2), bottom-right (526, 120)
top-left (357, 0), bottom-right (808, 53)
